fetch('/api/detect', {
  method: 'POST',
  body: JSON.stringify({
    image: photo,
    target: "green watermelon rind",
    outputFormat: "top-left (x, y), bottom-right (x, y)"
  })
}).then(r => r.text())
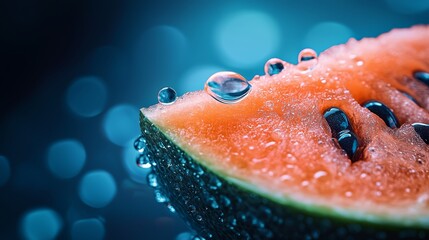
top-left (140, 112), bottom-right (428, 239)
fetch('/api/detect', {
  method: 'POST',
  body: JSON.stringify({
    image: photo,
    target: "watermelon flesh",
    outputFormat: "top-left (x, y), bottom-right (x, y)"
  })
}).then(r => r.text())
top-left (142, 26), bottom-right (429, 228)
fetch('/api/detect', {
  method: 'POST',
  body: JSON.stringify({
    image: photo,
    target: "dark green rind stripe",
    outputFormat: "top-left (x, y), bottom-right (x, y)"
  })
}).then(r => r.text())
top-left (140, 113), bottom-right (428, 240)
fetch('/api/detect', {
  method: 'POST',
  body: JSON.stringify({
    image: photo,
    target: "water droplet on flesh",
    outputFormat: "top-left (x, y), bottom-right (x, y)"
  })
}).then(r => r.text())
top-left (134, 136), bottom-right (146, 153)
top-left (158, 87), bottom-right (177, 105)
top-left (297, 48), bottom-right (318, 72)
top-left (136, 154), bottom-right (151, 168)
top-left (313, 170), bottom-right (327, 179)
top-left (264, 58), bottom-right (284, 76)
top-left (204, 71), bottom-right (252, 104)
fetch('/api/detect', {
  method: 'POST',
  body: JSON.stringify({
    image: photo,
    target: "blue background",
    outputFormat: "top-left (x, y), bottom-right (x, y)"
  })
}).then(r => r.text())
top-left (1, 0), bottom-right (429, 239)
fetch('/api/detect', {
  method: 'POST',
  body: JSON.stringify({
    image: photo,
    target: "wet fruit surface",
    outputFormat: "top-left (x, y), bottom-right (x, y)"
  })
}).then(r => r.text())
top-left (142, 26), bottom-right (429, 236)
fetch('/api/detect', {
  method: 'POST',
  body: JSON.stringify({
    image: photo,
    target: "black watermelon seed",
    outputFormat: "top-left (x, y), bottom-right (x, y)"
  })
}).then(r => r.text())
top-left (414, 71), bottom-right (429, 86)
top-left (323, 107), bottom-right (352, 138)
top-left (337, 130), bottom-right (359, 161)
top-left (412, 123), bottom-right (429, 144)
top-left (363, 101), bottom-right (399, 129)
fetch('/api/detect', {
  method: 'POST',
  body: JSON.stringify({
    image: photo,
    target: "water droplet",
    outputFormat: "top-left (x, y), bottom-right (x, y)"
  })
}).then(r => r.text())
top-left (219, 195), bottom-right (231, 207)
top-left (345, 191), bottom-right (353, 197)
top-left (134, 136), bottom-right (146, 153)
top-left (147, 172), bottom-right (158, 187)
top-left (208, 177), bottom-right (222, 190)
top-left (204, 71), bottom-right (252, 104)
top-left (196, 215), bottom-right (203, 221)
top-left (280, 174), bottom-right (291, 181)
top-left (158, 87), bottom-right (177, 105)
top-left (166, 203), bottom-right (176, 213)
top-left (313, 170), bottom-right (327, 179)
top-left (192, 235), bottom-right (205, 240)
top-left (297, 48), bottom-right (318, 72)
top-left (208, 198), bottom-right (219, 209)
top-left (264, 58), bottom-right (284, 76)
top-left (154, 189), bottom-right (169, 203)
top-left (136, 154), bottom-right (151, 169)
top-left (355, 60), bottom-right (364, 66)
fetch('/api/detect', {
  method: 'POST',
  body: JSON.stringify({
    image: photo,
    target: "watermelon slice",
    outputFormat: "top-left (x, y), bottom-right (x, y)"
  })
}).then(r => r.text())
top-left (139, 26), bottom-right (429, 239)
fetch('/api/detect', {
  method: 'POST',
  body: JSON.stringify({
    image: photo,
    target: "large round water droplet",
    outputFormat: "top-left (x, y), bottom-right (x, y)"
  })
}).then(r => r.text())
top-left (158, 87), bottom-right (177, 105)
top-left (264, 58), bottom-right (284, 76)
top-left (297, 48), bottom-right (318, 72)
top-left (204, 71), bottom-right (252, 104)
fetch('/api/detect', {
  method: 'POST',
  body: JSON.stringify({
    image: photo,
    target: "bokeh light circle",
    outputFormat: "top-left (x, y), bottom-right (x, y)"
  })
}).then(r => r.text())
top-left (303, 22), bottom-right (354, 54)
top-left (178, 65), bottom-right (223, 94)
top-left (20, 208), bottom-right (63, 240)
top-left (133, 25), bottom-right (188, 106)
top-left (102, 104), bottom-right (140, 146)
top-left (66, 76), bottom-right (108, 117)
top-left (0, 156), bottom-right (11, 187)
top-left (71, 218), bottom-right (105, 240)
top-left (47, 139), bottom-right (86, 179)
top-left (78, 170), bottom-right (117, 208)
top-left (215, 10), bottom-right (280, 68)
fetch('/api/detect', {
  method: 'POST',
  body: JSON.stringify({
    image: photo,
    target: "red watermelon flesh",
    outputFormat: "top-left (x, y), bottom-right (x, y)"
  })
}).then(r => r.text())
top-left (142, 26), bottom-right (429, 227)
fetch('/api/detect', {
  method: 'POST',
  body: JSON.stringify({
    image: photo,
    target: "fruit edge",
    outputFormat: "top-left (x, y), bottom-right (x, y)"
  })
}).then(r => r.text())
top-left (140, 113), bottom-right (428, 239)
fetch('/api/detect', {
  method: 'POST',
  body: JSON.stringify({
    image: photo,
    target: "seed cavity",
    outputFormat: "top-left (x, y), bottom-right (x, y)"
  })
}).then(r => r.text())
top-left (362, 101), bottom-right (399, 129)
top-left (414, 71), bottom-right (429, 86)
top-left (412, 123), bottom-right (429, 144)
top-left (401, 91), bottom-right (420, 106)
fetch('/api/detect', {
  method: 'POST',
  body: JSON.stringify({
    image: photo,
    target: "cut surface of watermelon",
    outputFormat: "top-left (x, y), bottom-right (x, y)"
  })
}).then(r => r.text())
top-left (141, 26), bottom-right (429, 230)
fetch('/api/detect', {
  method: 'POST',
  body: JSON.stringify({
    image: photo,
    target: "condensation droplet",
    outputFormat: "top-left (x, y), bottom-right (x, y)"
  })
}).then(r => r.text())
top-left (167, 203), bottom-right (176, 213)
top-left (154, 189), bottom-right (169, 203)
top-left (297, 48), bottom-right (318, 72)
top-left (204, 71), bottom-right (252, 104)
top-left (136, 153), bottom-right (151, 168)
top-left (134, 136), bottom-right (146, 153)
top-left (158, 87), bottom-right (177, 105)
top-left (356, 60), bottom-right (364, 66)
top-left (313, 171), bottom-right (327, 179)
top-left (264, 58), bottom-right (284, 76)
top-left (146, 172), bottom-right (158, 188)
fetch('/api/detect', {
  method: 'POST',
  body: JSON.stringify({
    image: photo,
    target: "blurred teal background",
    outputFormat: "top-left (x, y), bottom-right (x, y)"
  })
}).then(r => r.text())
top-left (1, 0), bottom-right (429, 239)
